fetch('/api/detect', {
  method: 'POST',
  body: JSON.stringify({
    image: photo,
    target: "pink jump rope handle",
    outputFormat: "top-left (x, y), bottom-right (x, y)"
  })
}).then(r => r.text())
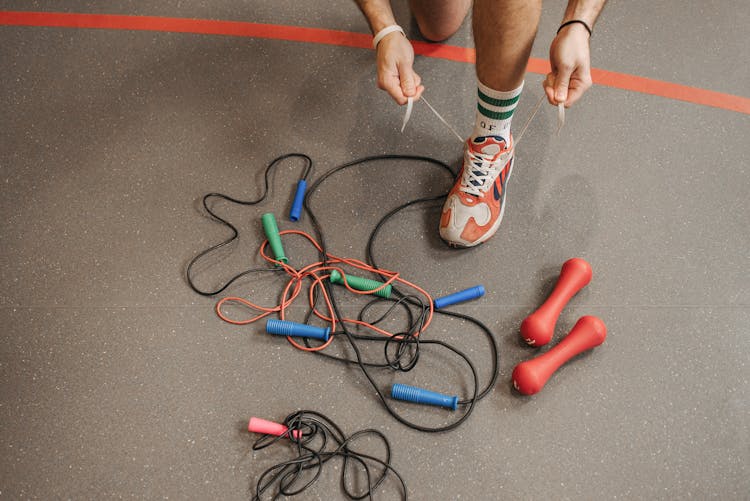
top-left (248, 417), bottom-right (301, 439)
top-left (520, 258), bottom-right (593, 346)
top-left (512, 315), bottom-right (607, 395)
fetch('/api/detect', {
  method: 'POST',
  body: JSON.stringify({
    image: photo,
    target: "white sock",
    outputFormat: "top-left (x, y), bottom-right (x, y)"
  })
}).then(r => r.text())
top-left (472, 80), bottom-right (524, 141)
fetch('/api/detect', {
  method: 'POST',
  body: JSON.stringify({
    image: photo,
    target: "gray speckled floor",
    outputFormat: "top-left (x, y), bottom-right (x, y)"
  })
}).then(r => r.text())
top-left (1, 1), bottom-right (748, 499)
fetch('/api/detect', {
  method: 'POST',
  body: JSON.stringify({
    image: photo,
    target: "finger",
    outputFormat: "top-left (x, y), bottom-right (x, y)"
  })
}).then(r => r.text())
top-left (563, 73), bottom-right (592, 107)
top-left (378, 72), bottom-right (408, 105)
top-left (542, 73), bottom-right (557, 105)
top-left (553, 65), bottom-right (574, 105)
top-left (565, 86), bottom-right (585, 107)
top-left (389, 86), bottom-right (408, 105)
top-left (398, 62), bottom-right (418, 98)
top-left (412, 73), bottom-right (424, 100)
top-left (414, 84), bottom-right (425, 101)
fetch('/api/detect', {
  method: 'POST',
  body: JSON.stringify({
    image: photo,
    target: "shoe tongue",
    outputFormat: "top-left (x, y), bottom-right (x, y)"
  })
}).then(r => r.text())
top-left (480, 143), bottom-right (501, 156)
top-left (466, 136), bottom-right (505, 189)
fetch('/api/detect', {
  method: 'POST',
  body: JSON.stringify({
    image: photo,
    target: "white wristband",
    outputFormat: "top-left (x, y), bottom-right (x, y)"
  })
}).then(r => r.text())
top-left (372, 24), bottom-right (405, 49)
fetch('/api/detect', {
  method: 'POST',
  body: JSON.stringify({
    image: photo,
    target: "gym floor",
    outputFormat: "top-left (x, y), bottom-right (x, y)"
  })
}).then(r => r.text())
top-left (1, 1), bottom-right (748, 499)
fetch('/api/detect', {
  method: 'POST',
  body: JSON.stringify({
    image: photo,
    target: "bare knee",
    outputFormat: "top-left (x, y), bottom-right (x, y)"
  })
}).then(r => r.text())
top-left (410, 0), bottom-right (470, 42)
top-left (416, 19), bottom-right (463, 42)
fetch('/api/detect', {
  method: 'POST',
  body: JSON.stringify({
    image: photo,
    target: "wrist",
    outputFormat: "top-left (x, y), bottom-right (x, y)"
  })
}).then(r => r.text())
top-left (557, 19), bottom-right (592, 38)
top-left (373, 24), bottom-right (406, 49)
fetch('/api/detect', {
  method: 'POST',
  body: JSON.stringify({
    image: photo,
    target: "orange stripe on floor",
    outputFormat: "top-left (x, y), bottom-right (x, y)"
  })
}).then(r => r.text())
top-left (2, 11), bottom-right (749, 115)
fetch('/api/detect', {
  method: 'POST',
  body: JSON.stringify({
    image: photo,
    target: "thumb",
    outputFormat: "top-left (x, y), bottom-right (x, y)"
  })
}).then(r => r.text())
top-left (554, 66), bottom-right (573, 104)
top-left (398, 63), bottom-right (417, 98)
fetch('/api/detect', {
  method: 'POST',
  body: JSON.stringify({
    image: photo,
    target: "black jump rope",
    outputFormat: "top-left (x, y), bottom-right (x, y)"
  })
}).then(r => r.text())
top-left (186, 153), bottom-right (501, 499)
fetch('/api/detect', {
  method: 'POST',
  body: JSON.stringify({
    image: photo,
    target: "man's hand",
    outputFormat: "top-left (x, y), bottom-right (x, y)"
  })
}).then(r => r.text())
top-left (543, 23), bottom-right (592, 107)
top-left (376, 32), bottom-right (424, 105)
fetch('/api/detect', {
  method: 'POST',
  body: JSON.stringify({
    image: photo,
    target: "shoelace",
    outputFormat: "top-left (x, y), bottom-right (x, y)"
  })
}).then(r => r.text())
top-left (400, 93), bottom-right (556, 197)
top-left (456, 94), bottom-right (548, 198)
top-left (458, 144), bottom-right (510, 197)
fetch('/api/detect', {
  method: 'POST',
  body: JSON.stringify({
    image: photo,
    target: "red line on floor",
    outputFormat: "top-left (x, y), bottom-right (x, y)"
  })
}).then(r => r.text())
top-left (2, 10), bottom-right (749, 115)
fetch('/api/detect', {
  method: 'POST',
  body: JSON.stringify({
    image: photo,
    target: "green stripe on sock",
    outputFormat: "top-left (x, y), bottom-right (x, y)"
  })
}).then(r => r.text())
top-left (477, 103), bottom-right (515, 120)
top-left (477, 89), bottom-right (521, 108)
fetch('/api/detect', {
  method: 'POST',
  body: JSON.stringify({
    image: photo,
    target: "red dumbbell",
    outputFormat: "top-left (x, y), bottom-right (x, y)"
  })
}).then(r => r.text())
top-left (512, 315), bottom-right (606, 395)
top-left (520, 258), bottom-right (592, 346)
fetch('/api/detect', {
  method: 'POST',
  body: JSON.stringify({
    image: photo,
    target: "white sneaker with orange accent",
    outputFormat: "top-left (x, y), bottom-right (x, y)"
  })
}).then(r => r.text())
top-left (439, 135), bottom-right (514, 247)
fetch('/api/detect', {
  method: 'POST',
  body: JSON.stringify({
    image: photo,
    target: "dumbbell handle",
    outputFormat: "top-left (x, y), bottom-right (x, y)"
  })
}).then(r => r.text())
top-left (512, 315), bottom-right (606, 395)
top-left (520, 258), bottom-right (592, 346)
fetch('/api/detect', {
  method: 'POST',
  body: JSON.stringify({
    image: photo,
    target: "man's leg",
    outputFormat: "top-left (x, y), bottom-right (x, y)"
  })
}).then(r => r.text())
top-left (470, 0), bottom-right (541, 141)
top-left (409, 0), bottom-right (471, 42)
top-left (473, 0), bottom-right (541, 92)
top-left (439, 0), bottom-right (542, 247)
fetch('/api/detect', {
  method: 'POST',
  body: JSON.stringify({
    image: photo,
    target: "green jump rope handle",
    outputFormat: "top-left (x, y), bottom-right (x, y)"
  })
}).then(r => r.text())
top-left (329, 269), bottom-right (392, 299)
top-left (261, 213), bottom-right (288, 265)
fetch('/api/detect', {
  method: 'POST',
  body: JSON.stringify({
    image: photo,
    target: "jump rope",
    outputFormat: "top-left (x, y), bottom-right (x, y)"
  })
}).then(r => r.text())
top-left (186, 150), bottom-right (498, 432)
top-left (185, 94), bottom-right (567, 499)
top-left (247, 410), bottom-right (407, 500)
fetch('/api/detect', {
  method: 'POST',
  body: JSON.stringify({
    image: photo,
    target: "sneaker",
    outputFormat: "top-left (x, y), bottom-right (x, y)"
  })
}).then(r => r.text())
top-left (439, 135), bottom-right (514, 247)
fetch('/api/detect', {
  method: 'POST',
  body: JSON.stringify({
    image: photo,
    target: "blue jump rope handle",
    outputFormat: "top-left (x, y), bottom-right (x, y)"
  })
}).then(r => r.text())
top-left (391, 383), bottom-right (458, 411)
top-left (433, 285), bottom-right (485, 309)
top-left (266, 319), bottom-right (330, 341)
top-left (289, 179), bottom-right (307, 222)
